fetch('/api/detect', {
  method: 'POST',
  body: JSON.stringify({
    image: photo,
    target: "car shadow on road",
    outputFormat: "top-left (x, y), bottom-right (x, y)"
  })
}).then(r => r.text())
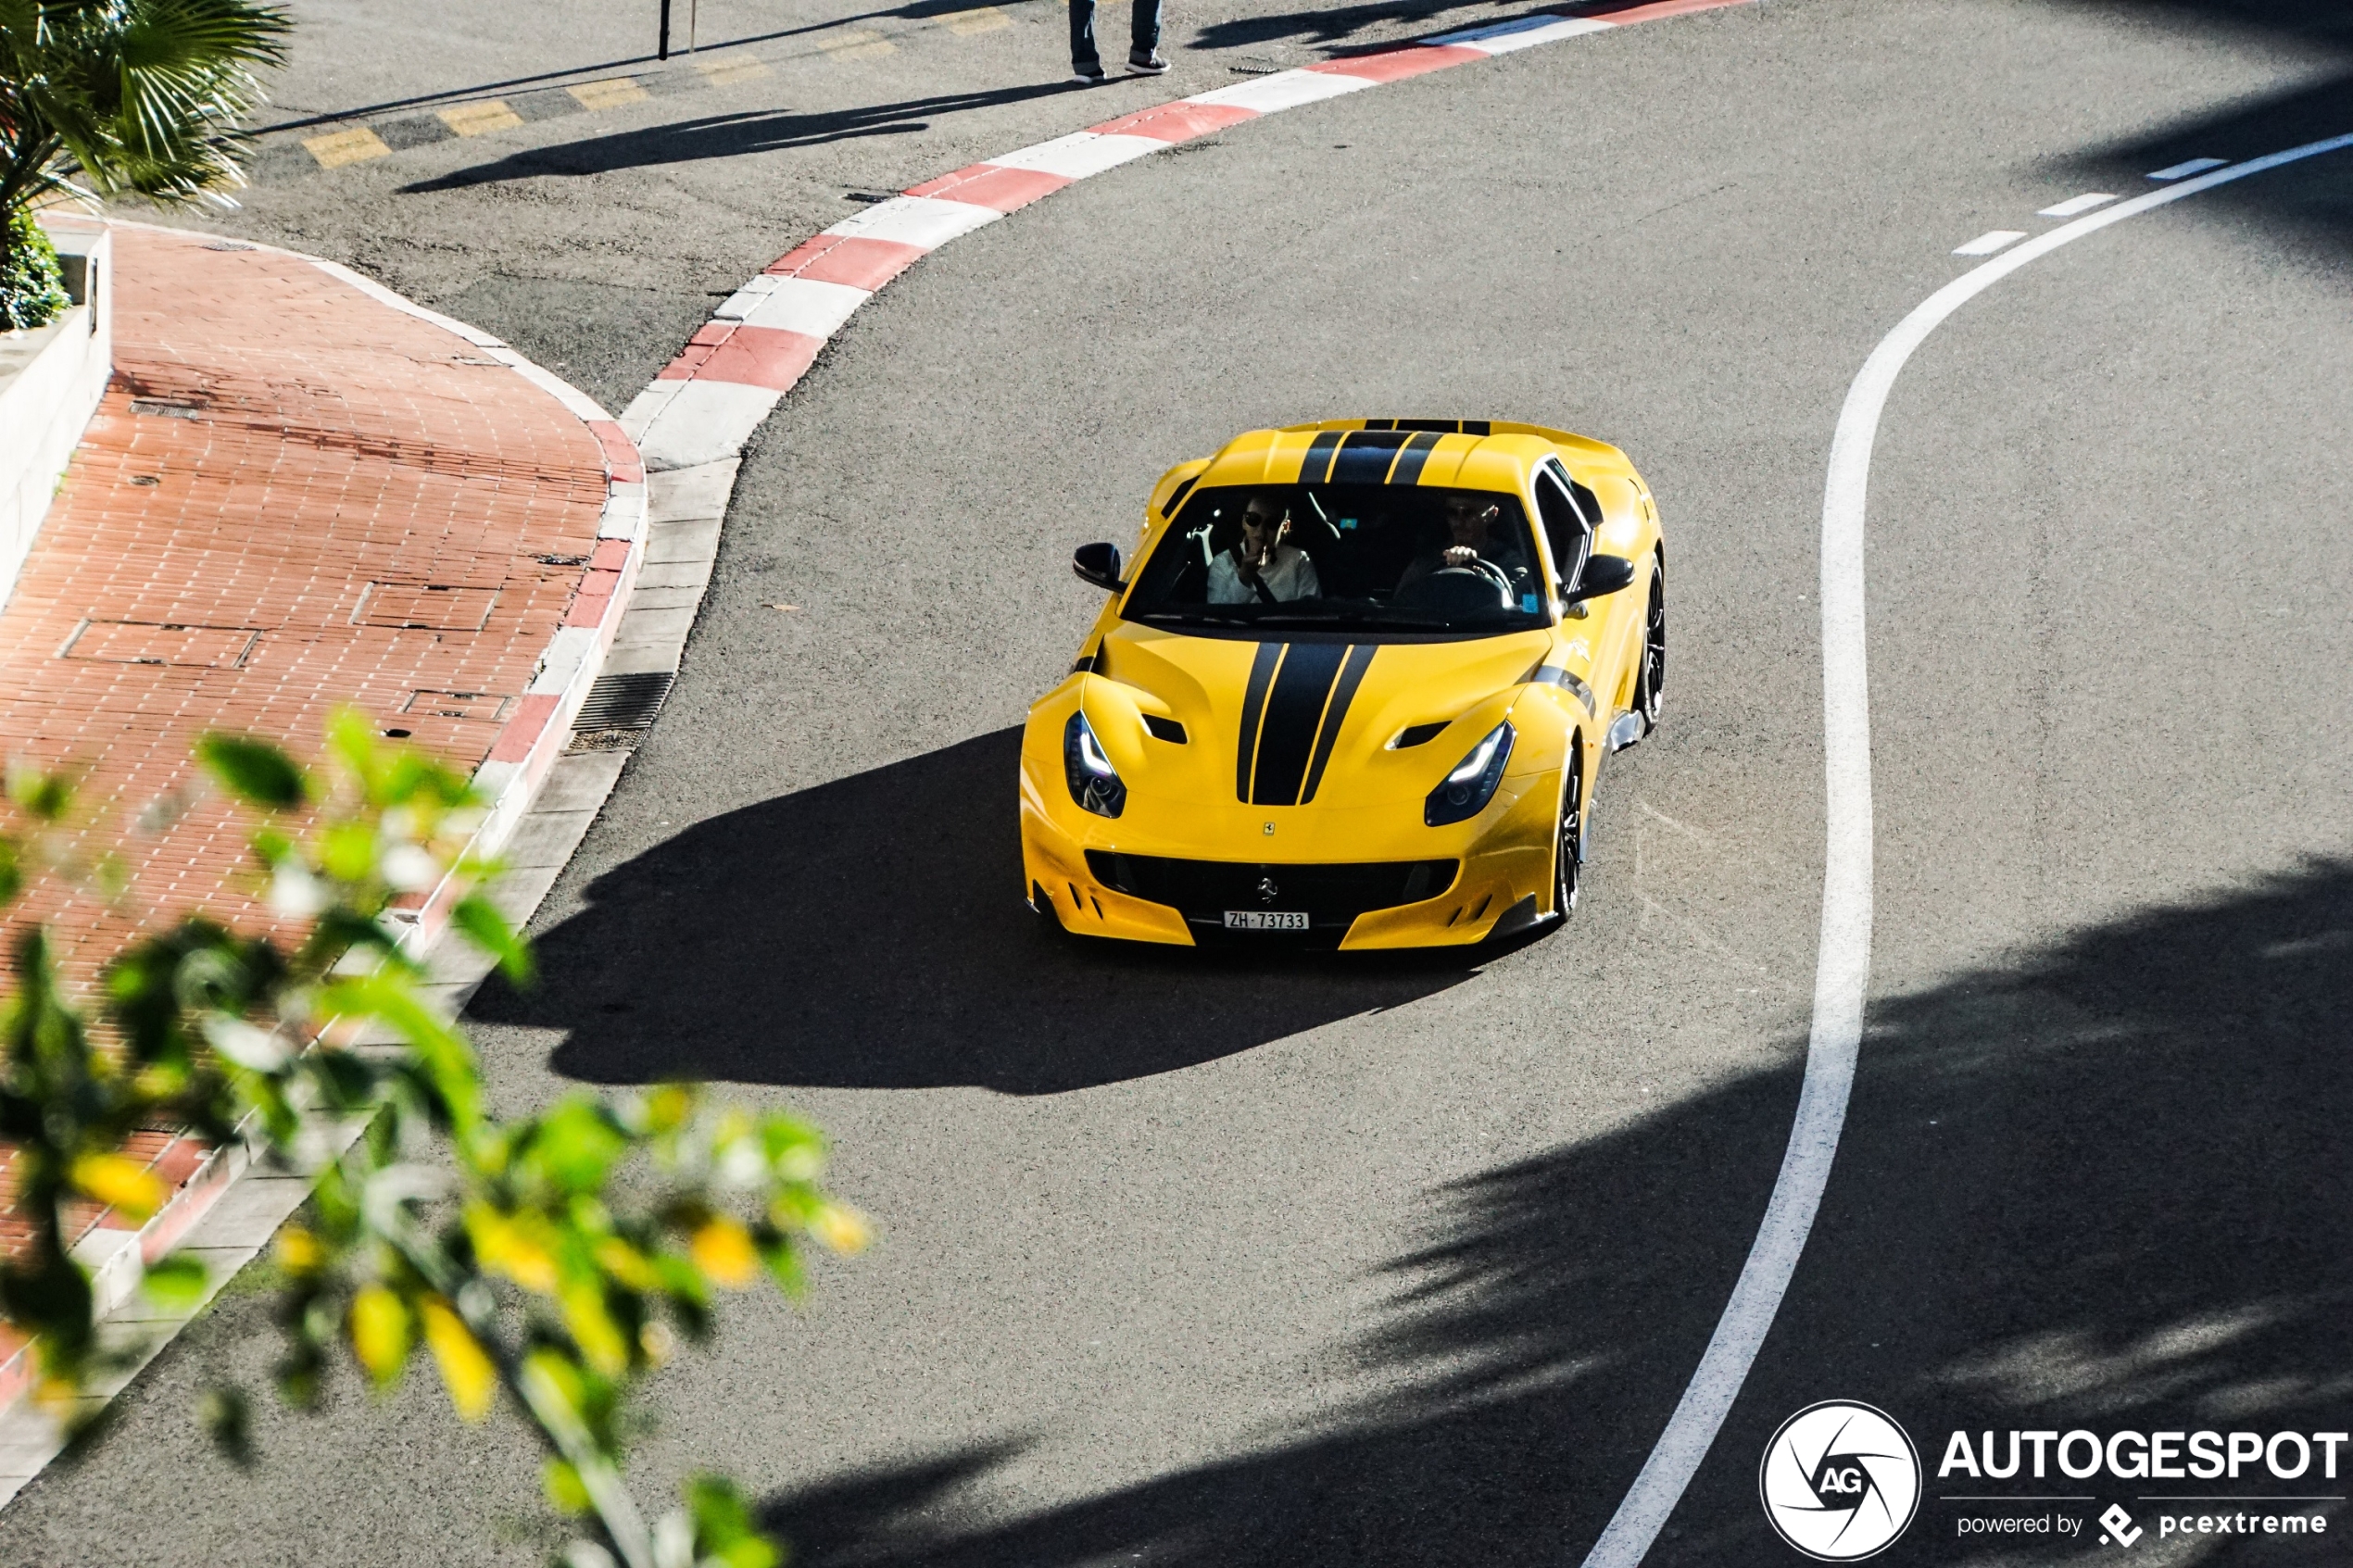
top-left (469, 727), bottom-right (1491, 1094)
top-left (401, 83), bottom-right (1082, 191)
top-left (749, 858), bottom-right (2353, 1565)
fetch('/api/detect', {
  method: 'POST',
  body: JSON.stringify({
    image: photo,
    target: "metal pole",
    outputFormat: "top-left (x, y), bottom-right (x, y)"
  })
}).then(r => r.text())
top-left (688, 0), bottom-right (697, 52)
top-left (658, 0), bottom-right (671, 59)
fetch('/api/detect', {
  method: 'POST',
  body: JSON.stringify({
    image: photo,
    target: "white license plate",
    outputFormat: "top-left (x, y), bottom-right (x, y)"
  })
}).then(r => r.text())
top-left (1224, 910), bottom-right (1309, 932)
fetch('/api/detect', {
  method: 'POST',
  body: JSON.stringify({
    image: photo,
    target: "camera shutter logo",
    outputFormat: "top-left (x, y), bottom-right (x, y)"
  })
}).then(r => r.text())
top-left (1758, 1401), bottom-right (1921, 1561)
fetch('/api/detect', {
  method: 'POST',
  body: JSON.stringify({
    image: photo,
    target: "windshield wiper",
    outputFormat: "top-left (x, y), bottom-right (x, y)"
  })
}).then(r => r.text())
top-left (1252, 608), bottom-right (1458, 630)
top-left (1133, 609), bottom-right (1255, 628)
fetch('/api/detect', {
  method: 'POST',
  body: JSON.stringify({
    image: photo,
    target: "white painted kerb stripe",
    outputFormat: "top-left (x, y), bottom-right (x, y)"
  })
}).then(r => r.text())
top-left (717, 276), bottom-right (871, 337)
top-left (1433, 14), bottom-right (1613, 52)
top-left (824, 194), bottom-right (1002, 248)
top-left (1577, 126), bottom-right (2353, 1568)
top-left (993, 131), bottom-right (1166, 179)
top-left (1186, 69), bottom-right (1371, 113)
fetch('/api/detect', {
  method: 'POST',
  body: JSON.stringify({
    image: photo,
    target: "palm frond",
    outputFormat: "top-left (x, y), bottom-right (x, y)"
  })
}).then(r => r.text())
top-left (1, 0), bottom-right (291, 211)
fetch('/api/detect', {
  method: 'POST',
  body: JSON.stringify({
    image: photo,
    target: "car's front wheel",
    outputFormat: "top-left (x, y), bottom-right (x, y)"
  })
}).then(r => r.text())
top-left (1554, 740), bottom-right (1584, 918)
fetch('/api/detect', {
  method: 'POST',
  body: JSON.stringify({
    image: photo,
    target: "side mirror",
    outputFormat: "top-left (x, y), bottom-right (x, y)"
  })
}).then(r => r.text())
top-left (1073, 542), bottom-right (1125, 592)
top-left (1565, 554), bottom-right (1636, 605)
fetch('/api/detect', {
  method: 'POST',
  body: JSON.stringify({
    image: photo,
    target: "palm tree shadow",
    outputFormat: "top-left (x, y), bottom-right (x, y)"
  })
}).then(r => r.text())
top-left (754, 858), bottom-right (2353, 1564)
top-left (2057, 0), bottom-right (2353, 264)
top-left (470, 728), bottom-right (1491, 1094)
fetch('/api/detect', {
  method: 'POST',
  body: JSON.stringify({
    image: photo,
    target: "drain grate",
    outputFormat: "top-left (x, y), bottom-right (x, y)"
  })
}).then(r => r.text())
top-left (573, 671), bottom-right (673, 732)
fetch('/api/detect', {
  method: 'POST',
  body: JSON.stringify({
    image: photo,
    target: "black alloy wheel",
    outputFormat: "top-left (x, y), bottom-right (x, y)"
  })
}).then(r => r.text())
top-left (1633, 549), bottom-right (1666, 734)
top-left (1554, 742), bottom-right (1584, 917)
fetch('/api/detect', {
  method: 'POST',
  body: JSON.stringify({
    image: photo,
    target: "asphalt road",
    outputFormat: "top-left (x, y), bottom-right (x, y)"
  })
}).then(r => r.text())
top-left (6, 0), bottom-right (2352, 1564)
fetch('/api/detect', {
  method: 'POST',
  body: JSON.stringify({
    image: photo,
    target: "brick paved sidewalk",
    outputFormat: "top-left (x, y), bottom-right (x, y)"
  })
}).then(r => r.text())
top-left (0, 225), bottom-right (629, 1373)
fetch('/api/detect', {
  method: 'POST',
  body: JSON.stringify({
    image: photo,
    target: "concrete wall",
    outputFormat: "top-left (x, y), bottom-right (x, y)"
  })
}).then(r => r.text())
top-left (0, 221), bottom-right (112, 612)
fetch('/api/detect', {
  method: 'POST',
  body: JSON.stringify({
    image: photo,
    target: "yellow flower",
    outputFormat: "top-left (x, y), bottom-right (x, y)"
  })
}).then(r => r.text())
top-left (689, 1216), bottom-right (759, 1287)
top-left (69, 1153), bottom-right (166, 1222)
top-left (420, 1295), bottom-right (498, 1421)
top-left (810, 1202), bottom-right (872, 1256)
top-left (348, 1284), bottom-right (412, 1385)
top-left (274, 1225), bottom-right (324, 1275)
top-left (468, 1207), bottom-right (560, 1294)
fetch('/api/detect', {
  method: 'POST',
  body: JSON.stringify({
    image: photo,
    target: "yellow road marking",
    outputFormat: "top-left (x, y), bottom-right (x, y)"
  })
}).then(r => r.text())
top-left (438, 100), bottom-right (523, 136)
top-left (942, 6), bottom-right (1011, 33)
top-left (302, 127), bottom-right (392, 168)
top-left (568, 77), bottom-right (649, 109)
top-left (821, 30), bottom-right (897, 60)
top-left (695, 52), bottom-right (770, 84)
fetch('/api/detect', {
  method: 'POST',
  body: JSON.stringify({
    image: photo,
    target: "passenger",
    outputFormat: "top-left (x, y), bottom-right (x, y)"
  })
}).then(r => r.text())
top-left (1208, 495), bottom-right (1322, 604)
top-left (1397, 494), bottom-right (1530, 596)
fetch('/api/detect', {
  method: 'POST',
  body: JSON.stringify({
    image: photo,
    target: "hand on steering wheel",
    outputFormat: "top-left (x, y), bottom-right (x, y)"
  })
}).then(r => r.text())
top-left (1454, 558), bottom-right (1515, 601)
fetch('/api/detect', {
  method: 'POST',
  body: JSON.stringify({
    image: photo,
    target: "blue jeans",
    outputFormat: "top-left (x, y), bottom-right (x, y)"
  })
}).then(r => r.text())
top-left (1070, 0), bottom-right (1160, 69)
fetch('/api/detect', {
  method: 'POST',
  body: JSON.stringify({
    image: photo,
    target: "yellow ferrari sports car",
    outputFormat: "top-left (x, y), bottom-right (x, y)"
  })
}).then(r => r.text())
top-left (1019, 418), bottom-right (1666, 948)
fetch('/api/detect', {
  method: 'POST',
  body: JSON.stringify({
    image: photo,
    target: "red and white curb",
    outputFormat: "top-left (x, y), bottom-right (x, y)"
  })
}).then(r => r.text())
top-left (619, 0), bottom-right (1755, 470)
top-left (0, 233), bottom-right (648, 1498)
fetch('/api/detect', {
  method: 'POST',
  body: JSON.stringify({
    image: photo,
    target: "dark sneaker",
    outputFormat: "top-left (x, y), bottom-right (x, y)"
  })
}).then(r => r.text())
top-left (1072, 60), bottom-right (1107, 82)
top-left (1126, 49), bottom-right (1170, 74)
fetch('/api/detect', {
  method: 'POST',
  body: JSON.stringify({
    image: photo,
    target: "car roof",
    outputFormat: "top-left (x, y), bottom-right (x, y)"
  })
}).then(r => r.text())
top-left (1191, 420), bottom-right (1612, 495)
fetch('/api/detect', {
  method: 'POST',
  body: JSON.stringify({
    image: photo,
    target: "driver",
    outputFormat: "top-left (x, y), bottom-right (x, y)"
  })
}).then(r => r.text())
top-left (1397, 494), bottom-right (1530, 596)
top-left (1208, 494), bottom-right (1322, 604)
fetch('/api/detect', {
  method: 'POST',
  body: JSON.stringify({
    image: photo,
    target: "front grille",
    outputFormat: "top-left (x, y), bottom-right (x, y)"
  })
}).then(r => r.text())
top-left (1086, 852), bottom-right (1457, 947)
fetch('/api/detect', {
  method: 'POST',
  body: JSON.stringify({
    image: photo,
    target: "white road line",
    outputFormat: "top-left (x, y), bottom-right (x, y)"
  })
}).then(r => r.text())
top-left (2038, 191), bottom-right (2117, 217)
top-left (1953, 229), bottom-right (2027, 256)
top-left (2148, 157), bottom-right (2227, 181)
top-left (1577, 125), bottom-right (2353, 1568)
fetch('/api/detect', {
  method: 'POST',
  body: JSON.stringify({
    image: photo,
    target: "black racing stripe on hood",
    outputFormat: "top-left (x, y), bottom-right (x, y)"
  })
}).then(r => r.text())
top-left (1300, 644), bottom-right (1373, 804)
top-left (1387, 429), bottom-right (1441, 485)
top-left (1332, 430), bottom-right (1410, 484)
top-left (1250, 641), bottom-right (1349, 805)
top-left (1299, 431), bottom-right (1344, 485)
top-left (1236, 641), bottom-right (1283, 800)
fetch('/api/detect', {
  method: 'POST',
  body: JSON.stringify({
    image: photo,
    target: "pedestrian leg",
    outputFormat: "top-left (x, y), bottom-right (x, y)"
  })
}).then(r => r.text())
top-left (1126, 0), bottom-right (1165, 71)
top-left (1069, 0), bottom-right (1103, 75)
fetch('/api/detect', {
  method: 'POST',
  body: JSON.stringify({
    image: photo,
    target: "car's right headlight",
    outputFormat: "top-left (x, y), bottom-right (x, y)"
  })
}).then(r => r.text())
top-left (1424, 721), bottom-right (1513, 826)
top-left (1064, 710), bottom-right (1126, 818)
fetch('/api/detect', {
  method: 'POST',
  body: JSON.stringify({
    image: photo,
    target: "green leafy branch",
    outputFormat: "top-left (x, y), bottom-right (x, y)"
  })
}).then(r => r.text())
top-left (0, 713), bottom-right (867, 1567)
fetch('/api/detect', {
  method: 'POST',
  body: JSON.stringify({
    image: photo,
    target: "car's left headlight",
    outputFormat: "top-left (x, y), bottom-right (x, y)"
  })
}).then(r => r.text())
top-left (1425, 721), bottom-right (1514, 826)
top-left (1064, 710), bottom-right (1126, 818)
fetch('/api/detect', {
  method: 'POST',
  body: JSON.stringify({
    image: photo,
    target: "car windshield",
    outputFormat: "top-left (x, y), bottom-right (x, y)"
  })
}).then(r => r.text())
top-left (1123, 483), bottom-right (1551, 636)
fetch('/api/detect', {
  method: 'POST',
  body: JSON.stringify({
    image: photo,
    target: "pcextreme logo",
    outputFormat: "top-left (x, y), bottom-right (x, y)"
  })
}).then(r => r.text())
top-left (1760, 1401), bottom-right (1923, 1561)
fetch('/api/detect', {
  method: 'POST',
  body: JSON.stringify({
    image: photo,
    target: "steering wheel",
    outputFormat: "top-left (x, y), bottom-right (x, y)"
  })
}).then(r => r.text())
top-left (1400, 559), bottom-right (1517, 616)
top-left (1438, 558), bottom-right (1516, 603)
